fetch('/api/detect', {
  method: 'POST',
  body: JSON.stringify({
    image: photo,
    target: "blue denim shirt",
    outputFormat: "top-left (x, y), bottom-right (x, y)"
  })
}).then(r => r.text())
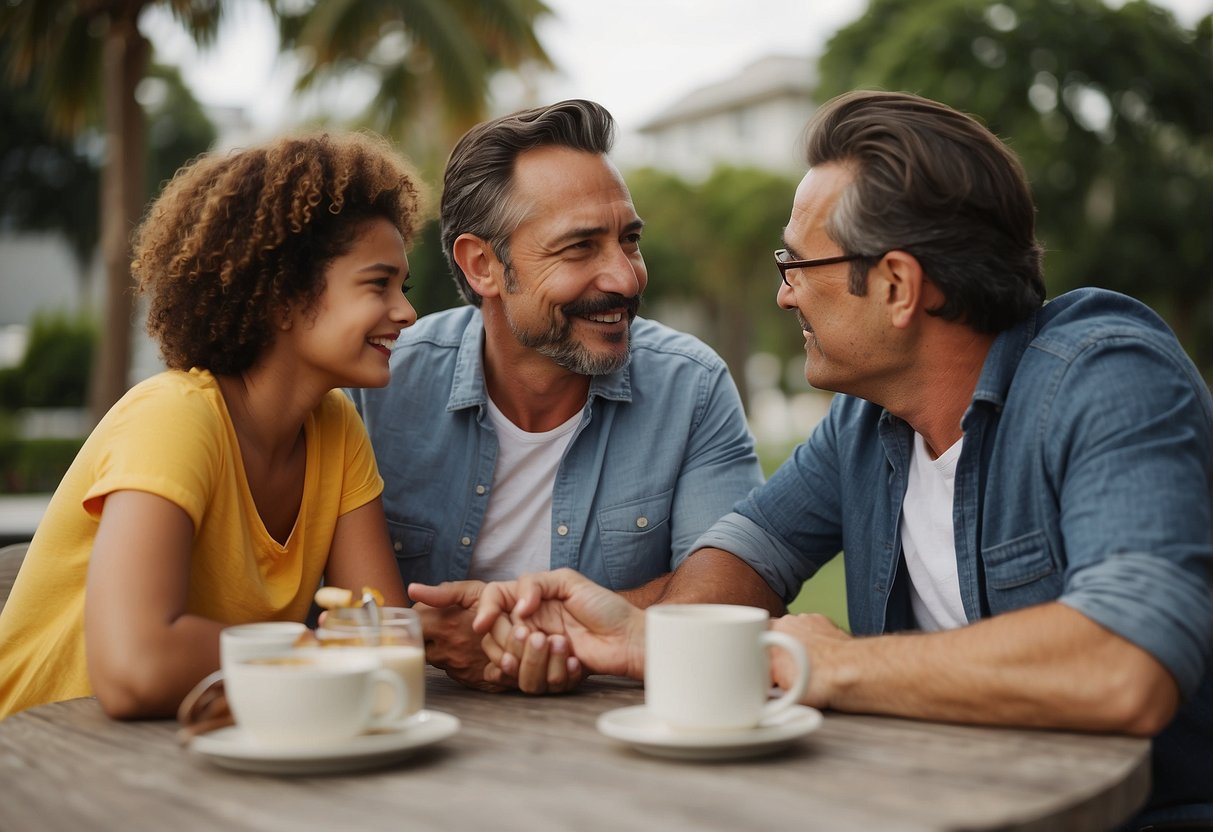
top-left (350, 306), bottom-right (763, 592)
top-left (694, 288), bottom-right (1213, 816)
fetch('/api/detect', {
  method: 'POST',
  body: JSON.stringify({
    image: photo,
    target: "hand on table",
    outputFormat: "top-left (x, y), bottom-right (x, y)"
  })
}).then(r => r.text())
top-left (770, 613), bottom-right (852, 709)
top-left (408, 580), bottom-right (581, 695)
top-left (474, 568), bottom-right (646, 680)
top-left (478, 626), bottom-right (587, 694)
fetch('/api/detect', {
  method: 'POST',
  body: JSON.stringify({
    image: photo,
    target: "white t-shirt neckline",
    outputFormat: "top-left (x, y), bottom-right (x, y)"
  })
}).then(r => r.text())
top-left (900, 432), bottom-right (967, 631)
top-left (467, 396), bottom-right (581, 582)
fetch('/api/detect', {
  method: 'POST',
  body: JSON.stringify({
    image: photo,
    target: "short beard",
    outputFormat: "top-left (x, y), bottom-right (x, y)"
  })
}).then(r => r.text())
top-left (531, 334), bottom-right (629, 376)
top-left (503, 272), bottom-right (640, 376)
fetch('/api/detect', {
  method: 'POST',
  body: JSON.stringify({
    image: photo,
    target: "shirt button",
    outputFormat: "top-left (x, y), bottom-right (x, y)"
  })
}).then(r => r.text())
top-left (556, 525), bottom-right (569, 537)
top-left (475, 485), bottom-right (486, 495)
top-left (461, 536), bottom-right (472, 546)
top-left (636, 516), bottom-right (648, 529)
top-left (393, 541), bottom-right (402, 552)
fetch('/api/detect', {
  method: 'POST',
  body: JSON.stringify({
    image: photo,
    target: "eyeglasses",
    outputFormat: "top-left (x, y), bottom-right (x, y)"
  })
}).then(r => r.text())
top-left (774, 248), bottom-right (867, 288)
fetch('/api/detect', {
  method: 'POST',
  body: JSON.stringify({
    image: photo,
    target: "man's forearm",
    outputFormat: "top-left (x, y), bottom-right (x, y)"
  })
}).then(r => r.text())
top-left (650, 548), bottom-right (785, 615)
top-left (618, 574), bottom-right (671, 608)
top-left (816, 602), bottom-right (1178, 735)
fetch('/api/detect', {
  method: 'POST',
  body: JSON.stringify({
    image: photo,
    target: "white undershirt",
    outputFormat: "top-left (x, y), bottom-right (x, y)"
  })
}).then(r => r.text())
top-left (900, 432), bottom-right (968, 631)
top-left (467, 396), bottom-right (580, 582)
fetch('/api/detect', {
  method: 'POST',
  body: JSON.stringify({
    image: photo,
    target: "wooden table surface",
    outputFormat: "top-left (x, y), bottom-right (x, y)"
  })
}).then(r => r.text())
top-left (0, 668), bottom-right (1150, 832)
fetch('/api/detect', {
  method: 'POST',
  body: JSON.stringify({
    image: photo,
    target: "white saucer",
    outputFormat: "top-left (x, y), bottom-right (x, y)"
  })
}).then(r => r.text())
top-left (189, 709), bottom-right (460, 775)
top-left (596, 705), bottom-right (822, 760)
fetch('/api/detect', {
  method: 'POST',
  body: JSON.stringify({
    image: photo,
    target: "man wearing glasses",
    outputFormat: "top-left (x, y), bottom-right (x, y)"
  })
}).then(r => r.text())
top-left (475, 91), bottom-right (1213, 828)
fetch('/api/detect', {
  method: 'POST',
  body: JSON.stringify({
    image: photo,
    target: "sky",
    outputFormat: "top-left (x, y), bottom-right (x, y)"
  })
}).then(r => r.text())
top-left (145, 0), bottom-right (1212, 138)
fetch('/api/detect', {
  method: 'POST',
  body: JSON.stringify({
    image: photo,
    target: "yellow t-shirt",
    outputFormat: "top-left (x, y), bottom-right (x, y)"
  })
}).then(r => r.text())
top-left (0, 369), bottom-right (383, 718)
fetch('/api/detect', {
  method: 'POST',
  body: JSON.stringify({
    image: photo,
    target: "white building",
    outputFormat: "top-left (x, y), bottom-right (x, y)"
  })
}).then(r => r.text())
top-left (631, 55), bottom-right (817, 180)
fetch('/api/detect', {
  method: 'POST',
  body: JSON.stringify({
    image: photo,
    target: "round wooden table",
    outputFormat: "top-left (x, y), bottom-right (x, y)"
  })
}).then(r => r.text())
top-left (0, 668), bottom-right (1150, 831)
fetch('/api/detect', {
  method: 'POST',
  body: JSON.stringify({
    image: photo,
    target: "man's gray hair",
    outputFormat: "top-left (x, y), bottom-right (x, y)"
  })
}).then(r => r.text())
top-left (804, 90), bottom-right (1045, 333)
top-left (440, 99), bottom-right (616, 306)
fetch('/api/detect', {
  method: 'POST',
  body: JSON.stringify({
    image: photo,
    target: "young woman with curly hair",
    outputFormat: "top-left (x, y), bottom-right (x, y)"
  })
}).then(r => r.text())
top-left (0, 132), bottom-right (425, 719)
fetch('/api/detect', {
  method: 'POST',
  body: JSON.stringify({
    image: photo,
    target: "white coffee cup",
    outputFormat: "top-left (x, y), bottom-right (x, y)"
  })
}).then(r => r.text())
top-left (224, 651), bottom-right (407, 748)
top-left (645, 604), bottom-right (810, 732)
top-left (220, 622), bottom-right (308, 670)
top-left (316, 607), bottom-right (425, 718)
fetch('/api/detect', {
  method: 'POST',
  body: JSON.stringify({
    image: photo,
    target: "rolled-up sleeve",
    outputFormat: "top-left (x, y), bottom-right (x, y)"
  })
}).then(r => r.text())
top-left (1063, 555), bottom-right (1212, 696)
top-left (1050, 330), bottom-right (1213, 697)
top-left (692, 406), bottom-right (850, 603)
top-left (692, 511), bottom-right (817, 602)
top-left (668, 363), bottom-right (764, 567)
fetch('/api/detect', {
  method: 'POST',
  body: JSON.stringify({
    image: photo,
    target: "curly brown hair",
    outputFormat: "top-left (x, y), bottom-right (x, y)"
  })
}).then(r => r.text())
top-left (133, 131), bottom-right (426, 374)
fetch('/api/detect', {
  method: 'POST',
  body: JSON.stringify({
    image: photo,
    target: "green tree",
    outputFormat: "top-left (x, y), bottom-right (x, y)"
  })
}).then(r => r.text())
top-left (142, 63), bottom-right (219, 194)
top-left (12, 312), bottom-right (98, 409)
top-left (404, 218), bottom-right (465, 319)
top-left (0, 0), bottom-right (552, 424)
top-left (0, 45), bottom-right (100, 274)
top-left (629, 165), bottom-right (801, 410)
top-left (0, 49), bottom-right (216, 304)
top-left (816, 0), bottom-right (1213, 376)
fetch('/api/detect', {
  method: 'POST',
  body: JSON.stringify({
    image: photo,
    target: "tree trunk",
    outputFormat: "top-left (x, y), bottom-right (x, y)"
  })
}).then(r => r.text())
top-left (722, 295), bottom-right (752, 417)
top-left (89, 8), bottom-right (149, 424)
top-left (709, 284), bottom-right (752, 416)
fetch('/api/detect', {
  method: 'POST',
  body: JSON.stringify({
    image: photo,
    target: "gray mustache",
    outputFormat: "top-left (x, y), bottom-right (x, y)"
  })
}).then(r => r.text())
top-left (564, 293), bottom-right (641, 319)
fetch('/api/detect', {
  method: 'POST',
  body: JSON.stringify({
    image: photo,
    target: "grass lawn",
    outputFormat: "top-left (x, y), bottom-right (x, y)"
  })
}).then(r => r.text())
top-left (758, 438), bottom-right (849, 631)
top-left (787, 555), bottom-right (848, 631)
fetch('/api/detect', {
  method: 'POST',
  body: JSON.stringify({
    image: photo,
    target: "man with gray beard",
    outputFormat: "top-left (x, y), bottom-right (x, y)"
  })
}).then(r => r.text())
top-left (350, 100), bottom-right (762, 693)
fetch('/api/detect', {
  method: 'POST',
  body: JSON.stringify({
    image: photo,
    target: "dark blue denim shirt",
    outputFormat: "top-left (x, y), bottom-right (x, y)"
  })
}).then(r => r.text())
top-left (695, 288), bottom-right (1213, 817)
top-left (350, 307), bottom-right (763, 592)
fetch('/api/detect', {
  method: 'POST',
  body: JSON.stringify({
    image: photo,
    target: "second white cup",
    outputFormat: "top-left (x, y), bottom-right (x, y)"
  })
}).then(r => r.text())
top-left (315, 607), bottom-right (425, 718)
top-left (220, 621), bottom-right (308, 670)
top-left (645, 604), bottom-right (809, 733)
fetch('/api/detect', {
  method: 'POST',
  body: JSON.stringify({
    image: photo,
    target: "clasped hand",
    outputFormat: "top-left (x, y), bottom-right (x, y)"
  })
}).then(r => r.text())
top-left (408, 577), bottom-right (588, 694)
top-left (471, 568), bottom-right (647, 682)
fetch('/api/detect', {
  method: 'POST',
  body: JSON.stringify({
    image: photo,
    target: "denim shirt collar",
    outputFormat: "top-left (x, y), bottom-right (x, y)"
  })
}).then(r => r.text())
top-left (444, 310), bottom-right (634, 413)
top-left (970, 307), bottom-right (1040, 410)
top-left (875, 308), bottom-right (1041, 490)
top-left (446, 317), bottom-right (487, 412)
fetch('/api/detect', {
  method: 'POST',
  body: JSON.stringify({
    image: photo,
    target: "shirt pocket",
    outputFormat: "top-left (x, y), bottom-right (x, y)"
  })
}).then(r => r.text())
top-left (386, 519), bottom-right (437, 586)
top-left (981, 529), bottom-right (1062, 614)
top-left (596, 489), bottom-right (674, 590)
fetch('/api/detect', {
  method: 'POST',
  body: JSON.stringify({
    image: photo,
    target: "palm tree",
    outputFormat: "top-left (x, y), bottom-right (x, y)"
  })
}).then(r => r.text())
top-left (1, 1), bottom-right (218, 423)
top-left (0, 0), bottom-right (552, 423)
top-left (280, 0), bottom-right (553, 162)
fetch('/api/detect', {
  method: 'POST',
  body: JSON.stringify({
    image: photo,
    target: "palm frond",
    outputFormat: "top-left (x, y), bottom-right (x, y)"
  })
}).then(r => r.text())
top-left (0, 0), bottom-right (80, 85)
top-left (450, 0), bottom-right (553, 69)
top-left (161, 0), bottom-right (224, 48)
top-left (279, 0), bottom-right (553, 145)
top-left (41, 16), bottom-right (104, 134)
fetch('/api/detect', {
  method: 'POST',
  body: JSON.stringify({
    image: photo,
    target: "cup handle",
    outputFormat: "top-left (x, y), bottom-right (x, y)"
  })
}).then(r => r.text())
top-left (176, 669), bottom-right (230, 742)
top-left (758, 630), bottom-right (810, 724)
top-left (365, 669), bottom-right (409, 729)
